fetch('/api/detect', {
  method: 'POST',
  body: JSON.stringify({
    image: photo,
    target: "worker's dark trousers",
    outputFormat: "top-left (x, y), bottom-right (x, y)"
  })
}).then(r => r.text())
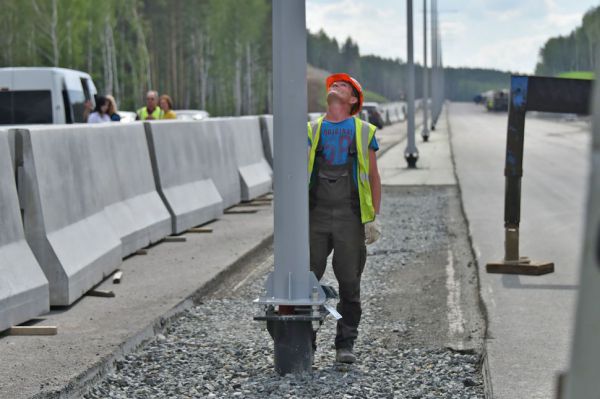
top-left (309, 203), bottom-right (366, 349)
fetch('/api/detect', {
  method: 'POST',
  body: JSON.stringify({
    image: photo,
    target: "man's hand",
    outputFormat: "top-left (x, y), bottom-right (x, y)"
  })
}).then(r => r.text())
top-left (365, 219), bottom-right (381, 245)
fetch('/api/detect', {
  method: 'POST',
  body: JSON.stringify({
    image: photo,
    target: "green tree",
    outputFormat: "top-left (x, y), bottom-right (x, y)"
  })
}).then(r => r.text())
top-left (0, 0), bottom-right (274, 116)
top-left (536, 5), bottom-right (600, 76)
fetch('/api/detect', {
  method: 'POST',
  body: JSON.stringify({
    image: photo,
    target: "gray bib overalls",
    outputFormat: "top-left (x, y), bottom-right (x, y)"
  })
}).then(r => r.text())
top-left (309, 134), bottom-right (367, 350)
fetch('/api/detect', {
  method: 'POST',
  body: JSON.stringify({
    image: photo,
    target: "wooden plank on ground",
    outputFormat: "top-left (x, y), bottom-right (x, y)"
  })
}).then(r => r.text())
top-left (86, 289), bottom-right (116, 298)
top-left (188, 227), bottom-right (213, 233)
top-left (224, 209), bottom-right (258, 215)
top-left (164, 236), bottom-right (187, 243)
top-left (9, 326), bottom-right (58, 336)
top-left (244, 202), bottom-right (272, 207)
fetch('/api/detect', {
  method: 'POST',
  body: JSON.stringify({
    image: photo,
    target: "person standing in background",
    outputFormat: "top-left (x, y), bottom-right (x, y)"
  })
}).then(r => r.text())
top-left (136, 90), bottom-right (163, 120)
top-left (105, 95), bottom-right (121, 122)
top-left (87, 96), bottom-right (111, 123)
top-left (159, 94), bottom-right (177, 119)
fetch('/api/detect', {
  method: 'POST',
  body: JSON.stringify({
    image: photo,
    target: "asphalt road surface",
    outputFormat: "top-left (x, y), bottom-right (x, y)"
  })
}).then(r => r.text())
top-left (448, 102), bottom-right (591, 399)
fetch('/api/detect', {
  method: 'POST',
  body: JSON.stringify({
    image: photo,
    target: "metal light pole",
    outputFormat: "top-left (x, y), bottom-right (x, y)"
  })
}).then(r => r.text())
top-left (404, 0), bottom-right (419, 168)
top-left (430, 0), bottom-right (439, 130)
top-left (559, 67), bottom-right (600, 399)
top-left (421, 0), bottom-right (430, 142)
top-left (254, 0), bottom-right (326, 376)
top-left (430, 0), bottom-right (444, 128)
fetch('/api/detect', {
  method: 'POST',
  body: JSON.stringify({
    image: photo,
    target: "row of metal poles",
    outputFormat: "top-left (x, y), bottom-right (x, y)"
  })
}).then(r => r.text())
top-left (405, 0), bottom-right (445, 168)
top-left (259, 2), bottom-right (599, 398)
top-left (255, 0), bottom-right (445, 375)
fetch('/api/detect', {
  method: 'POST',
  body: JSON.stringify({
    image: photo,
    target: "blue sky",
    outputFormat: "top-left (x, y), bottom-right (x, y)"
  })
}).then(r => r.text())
top-left (306, 0), bottom-right (599, 73)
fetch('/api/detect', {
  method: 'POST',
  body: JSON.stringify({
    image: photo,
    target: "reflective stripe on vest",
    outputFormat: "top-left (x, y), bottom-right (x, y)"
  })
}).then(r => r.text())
top-left (137, 107), bottom-right (163, 120)
top-left (307, 116), bottom-right (376, 224)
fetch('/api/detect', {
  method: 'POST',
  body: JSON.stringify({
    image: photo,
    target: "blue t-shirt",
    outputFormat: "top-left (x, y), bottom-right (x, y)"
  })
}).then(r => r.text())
top-left (309, 117), bottom-right (379, 185)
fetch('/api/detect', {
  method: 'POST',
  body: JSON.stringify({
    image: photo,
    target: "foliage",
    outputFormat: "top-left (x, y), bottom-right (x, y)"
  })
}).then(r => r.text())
top-left (535, 5), bottom-right (600, 76)
top-left (557, 71), bottom-right (595, 79)
top-left (444, 68), bottom-right (510, 102)
top-left (364, 90), bottom-right (389, 103)
top-left (0, 1), bottom-right (537, 113)
top-left (307, 29), bottom-right (511, 102)
top-left (0, 0), bottom-right (272, 115)
top-left (308, 29), bottom-right (419, 101)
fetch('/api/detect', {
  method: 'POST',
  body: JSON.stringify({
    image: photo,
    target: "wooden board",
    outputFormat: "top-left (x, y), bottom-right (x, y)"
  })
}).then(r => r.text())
top-left (224, 209), bottom-right (258, 215)
top-left (188, 227), bottom-right (213, 233)
top-left (164, 236), bottom-right (187, 242)
top-left (86, 289), bottom-right (116, 298)
top-left (486, 260), bottom-right (555, 275)
top-left (9, 326), bottom-right (58, 336)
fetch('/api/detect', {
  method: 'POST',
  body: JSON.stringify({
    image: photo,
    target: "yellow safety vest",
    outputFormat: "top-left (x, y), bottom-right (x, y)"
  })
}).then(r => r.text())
top-left (307, 116), bottom-right (377, 224)
top-left (137, 107), bottom-right (163, 120)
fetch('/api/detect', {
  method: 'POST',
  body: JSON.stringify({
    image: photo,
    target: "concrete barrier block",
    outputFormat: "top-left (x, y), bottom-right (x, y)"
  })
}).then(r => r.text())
top-left (145, 121), bottom-right (224, 234)
top-left (17, 127), bottom-right (122, 306)
top-left (239, 162), bottom-right (271, 200)
top-left (0, 130), bottom-right (49, 331)
top-left (214, 116), bottom-right (272, 202)
top-left (259, 115), bottom-right (274, 169)
top-left (100, 123), bottom-right (172, 256)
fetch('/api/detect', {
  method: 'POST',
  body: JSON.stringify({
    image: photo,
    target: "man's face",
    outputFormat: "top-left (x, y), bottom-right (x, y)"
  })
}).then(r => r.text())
top-left (327, 81), bottom-right (358, 111)
top-left (146, 94), bottom-right (157, 110)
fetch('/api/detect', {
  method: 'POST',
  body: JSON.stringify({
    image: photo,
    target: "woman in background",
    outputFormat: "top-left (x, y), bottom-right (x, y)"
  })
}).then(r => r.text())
top-left (87, 96), bottom-right (111, 123)
top-left (159, 95), bottom-right (177, 119)
top-left (106, 95), bottom-right (121, 122)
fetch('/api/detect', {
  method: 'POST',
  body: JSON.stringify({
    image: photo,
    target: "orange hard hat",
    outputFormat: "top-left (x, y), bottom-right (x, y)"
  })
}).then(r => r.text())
top-left (325, 73), bottom-right (363, 115)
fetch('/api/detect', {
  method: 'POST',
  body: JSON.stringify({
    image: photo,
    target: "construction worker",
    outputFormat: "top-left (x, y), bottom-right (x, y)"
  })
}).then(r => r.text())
top-left (308, 73), bottom-right (382, 364)
top-left (136, 90), bottom-right (163, 120)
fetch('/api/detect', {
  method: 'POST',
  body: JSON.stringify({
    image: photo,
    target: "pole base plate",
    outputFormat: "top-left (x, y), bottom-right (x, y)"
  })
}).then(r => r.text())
top-left (486, 257), bottom-right (554, 275)
top-left (404, 153), bottom-right (419, 168)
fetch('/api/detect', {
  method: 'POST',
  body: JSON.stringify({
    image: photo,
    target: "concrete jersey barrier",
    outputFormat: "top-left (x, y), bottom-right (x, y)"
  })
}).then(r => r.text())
top-left (100, 123), bottom-right (171, 256)
top-left (146, 116), bottom-right (272, 233)
top-left (0, 130), bottom-right (49, 331)
top-left (145, 120), bottom-right (224, 234)
top-left (259, 115), bottom-right (274, 169)
top-left (16, 123), bottom-right (171, 305)
top-left (380, 102), bottom-right (405, 124)
top-left (17, 125), bottom-right (122, 305)
top-left (214, 116), bottom-right (272, 202)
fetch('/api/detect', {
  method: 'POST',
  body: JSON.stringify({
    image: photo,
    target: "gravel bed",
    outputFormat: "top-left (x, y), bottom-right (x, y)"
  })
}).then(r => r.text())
top-left (86, 187), bottom-right (484, 399)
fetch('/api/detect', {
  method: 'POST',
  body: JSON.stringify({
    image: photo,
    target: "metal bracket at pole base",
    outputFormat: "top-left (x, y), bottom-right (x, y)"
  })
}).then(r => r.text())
top-left (405, 152), bottom-right (419, 168)
top-left (486, 227), bottom-right (554, 275)
top-left (254, 282), bottom-right (337, 375)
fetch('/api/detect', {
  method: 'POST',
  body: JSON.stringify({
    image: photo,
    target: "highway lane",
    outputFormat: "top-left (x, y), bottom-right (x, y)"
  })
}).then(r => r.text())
top-left (448, 102), bottom-right (591, 399)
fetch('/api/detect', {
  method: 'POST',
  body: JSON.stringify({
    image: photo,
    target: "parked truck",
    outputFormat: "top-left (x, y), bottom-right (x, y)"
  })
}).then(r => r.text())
top-left (485, 89), bottom-right (509, 112)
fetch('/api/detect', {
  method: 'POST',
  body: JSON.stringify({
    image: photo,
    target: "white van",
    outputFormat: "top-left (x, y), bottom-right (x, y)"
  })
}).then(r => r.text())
top-left (0, 67), bottom-right (97, 125)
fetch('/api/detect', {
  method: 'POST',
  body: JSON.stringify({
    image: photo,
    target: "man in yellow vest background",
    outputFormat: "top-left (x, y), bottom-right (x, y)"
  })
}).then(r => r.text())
top-left (136, 90), bottom-right (163, 120)
top-left (308, 73), bottom-right (382, 363)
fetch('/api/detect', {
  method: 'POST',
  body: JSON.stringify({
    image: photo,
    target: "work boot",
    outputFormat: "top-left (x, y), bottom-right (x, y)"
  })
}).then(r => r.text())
top-left (335, 347), bottom-right (356, 363)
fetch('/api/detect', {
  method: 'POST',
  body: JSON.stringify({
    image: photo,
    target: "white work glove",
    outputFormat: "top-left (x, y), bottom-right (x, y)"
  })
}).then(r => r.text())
top-left (365, 219), bottom-right (382, 245)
